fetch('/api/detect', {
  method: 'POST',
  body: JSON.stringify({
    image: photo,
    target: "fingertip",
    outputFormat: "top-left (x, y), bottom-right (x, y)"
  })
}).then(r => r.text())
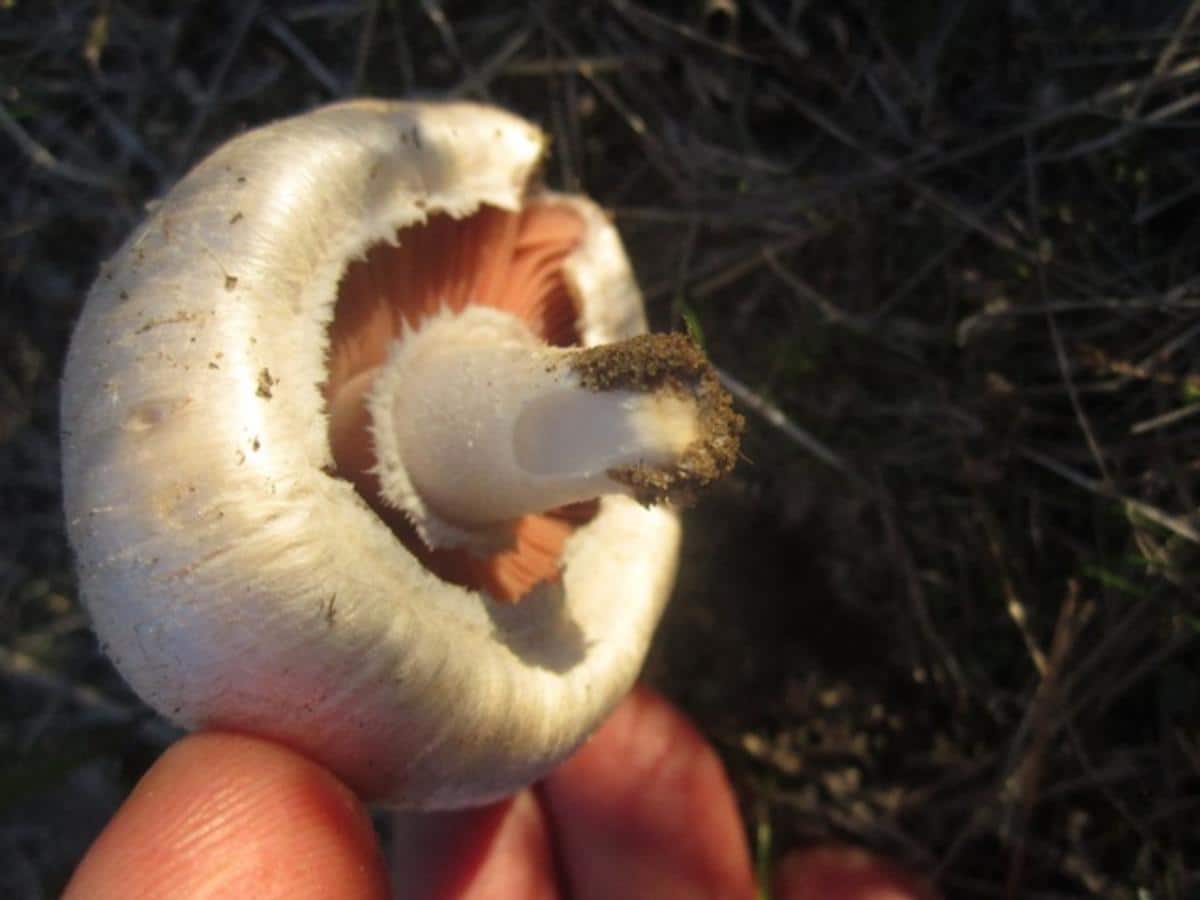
top-left (391, 793), bottom-right (559, 899)
top-left (542, 686), bottom-right (756, 899)
top-left (773, 844), bottom-right (940, 900)
top-left (66, 731), bottom-right (389, 900)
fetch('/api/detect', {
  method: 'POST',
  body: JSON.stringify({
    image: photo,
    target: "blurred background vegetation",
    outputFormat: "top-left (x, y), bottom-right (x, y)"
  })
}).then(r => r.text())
top-left (2, 1), bottom-right (1199, 896)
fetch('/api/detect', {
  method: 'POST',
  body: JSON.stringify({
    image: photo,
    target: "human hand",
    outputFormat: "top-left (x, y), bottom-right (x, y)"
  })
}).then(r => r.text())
top-left (65, 687), bottom-right (934, 899)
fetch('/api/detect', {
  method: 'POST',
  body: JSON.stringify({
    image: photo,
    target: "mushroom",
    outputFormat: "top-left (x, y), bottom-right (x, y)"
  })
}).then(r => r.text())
top-left (61, 99), bottom-right (741, 808)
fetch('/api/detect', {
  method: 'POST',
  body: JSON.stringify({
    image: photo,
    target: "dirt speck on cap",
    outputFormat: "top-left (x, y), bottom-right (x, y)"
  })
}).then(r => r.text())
top-left (256, 367), bottom-right (277, 399)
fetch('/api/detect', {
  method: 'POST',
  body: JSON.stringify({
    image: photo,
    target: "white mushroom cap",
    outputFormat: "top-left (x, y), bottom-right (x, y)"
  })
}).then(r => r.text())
top-left (60, 100), bottom-right (710, 808)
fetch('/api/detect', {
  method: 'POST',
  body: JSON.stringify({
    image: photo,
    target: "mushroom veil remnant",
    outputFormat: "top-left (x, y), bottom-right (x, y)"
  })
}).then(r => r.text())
top-left (61, 99), bottom-right (742, 808)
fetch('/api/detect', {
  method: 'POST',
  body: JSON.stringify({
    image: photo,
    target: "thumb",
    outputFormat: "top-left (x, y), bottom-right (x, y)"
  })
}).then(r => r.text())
top-left (65, 731), bottom-right (389, 899)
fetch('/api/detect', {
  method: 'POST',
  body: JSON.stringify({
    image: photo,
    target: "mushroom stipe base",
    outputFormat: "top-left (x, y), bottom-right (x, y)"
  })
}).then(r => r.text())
top-left (571, 333), bottom-right (744, 507)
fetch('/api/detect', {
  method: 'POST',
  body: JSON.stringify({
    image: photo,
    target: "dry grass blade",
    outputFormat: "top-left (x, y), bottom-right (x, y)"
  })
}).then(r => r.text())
top-left (261, 11), bottom-right (345, 96)
top-left (0, 103), bottom-right (118, 191)
top-left (1003, 580), bottom-right (1092, 899)
top-left (716, 366), bottom-right (865, 486)
top-left (1019, 447), bottom-right (1200, 544)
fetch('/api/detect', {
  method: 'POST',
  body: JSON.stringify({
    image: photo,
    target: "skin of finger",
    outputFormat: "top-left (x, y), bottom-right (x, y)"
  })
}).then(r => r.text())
top-left (391, 792), bottom-right (559, 899)
top-left (772, 845), bottom-right (941, 900)
top-left (540, 686), bottom-right (757, 900)
top-left (64, 731), bottom-right (390, 900)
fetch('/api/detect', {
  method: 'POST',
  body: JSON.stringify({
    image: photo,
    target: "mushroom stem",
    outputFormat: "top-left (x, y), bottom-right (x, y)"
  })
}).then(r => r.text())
top-left (330, 305), bottom-right (739, 552)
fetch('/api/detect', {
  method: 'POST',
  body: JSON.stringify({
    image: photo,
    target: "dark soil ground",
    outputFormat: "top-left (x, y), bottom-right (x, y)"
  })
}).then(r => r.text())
top-left (3, 2), bottom-right (1199, 897)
